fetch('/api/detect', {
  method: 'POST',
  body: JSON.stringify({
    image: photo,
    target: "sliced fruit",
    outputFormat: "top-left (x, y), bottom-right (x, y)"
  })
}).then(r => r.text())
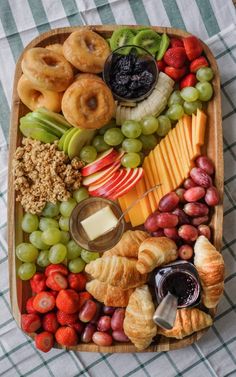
top-left (163, 47), bottom-right (187, 68)
top-left (29, 111), bottom-right (70, 134)
top-left (110, 168), bottom-right (144, 200)
top-left (68, 129), bottom-right (95, 159)
top-left (106, 167), bottom-right (134, 197)
top-left (88, 170), bottom-right (125, 197)
top-left (156, 33), bottom-right (170, 60)
top-left (81, 148), bottom-right (119, 177)
top-left (20, 118), bottom-right (61, 138)
top-left (58, 128), bottom-right (71, 151)
top-left (110, 28), bottom-right (135, 54)
top-left (179, 73), bottom-right (197, 90)
top-left (63, 128), bottom-right (78, 154)
top-left (82, 160), bottom-right (121, 187)
top-left (190, 56), bottom-right (208, 73)
top-left (36, 107), bottom-right (72, 128)
top-left (20, 123), bottom-right (58, 143)
top-left (164, 66), bottom-right (187, 81)
top-left (182, 35), bottom-right (203, 61)
top-left (134, 30), bottom-right (161, 55)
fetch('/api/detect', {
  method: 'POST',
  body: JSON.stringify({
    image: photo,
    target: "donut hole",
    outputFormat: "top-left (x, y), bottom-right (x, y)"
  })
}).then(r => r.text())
top-left (85, 37), bottom-right (95, 52)
top-left (31, 89), bottom-right (43, 102)
top-left (43, 56), bottom-right (59, 67)
top-left (86, 96), bottom-right (98, 111)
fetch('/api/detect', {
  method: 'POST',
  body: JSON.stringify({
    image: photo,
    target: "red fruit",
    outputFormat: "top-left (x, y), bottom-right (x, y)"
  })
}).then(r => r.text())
top-left (165, 66), bottom-right (187, 81)
top-left (56, 289), bottom-right (80, 314)
top-left (55, 326), bottom-right (78, 347)
top-left (159, 192), bottom-right (180, 212)
top-left (156, 60), bottom-right (166, 72)
top-left (30, 273), bottom-right (46, 294)
top-left (68, 273), bottom-right (87, 291)
top-left (79, 299), bottom-right (97, 323)
top-left (111, 308), bottom-right (125, 331)
top-left (170, 37), bottom-right (184, 48)
top-left (182, 35), bottom-right (203, 61)
top-left (191, 215), bottom-right (209, 226)
top-left (164, 47), bottom-right (187, 68)
top-left (33, 291), bottom-right (55, 314)
top-left (164, 227), bottom-right (180, 242)
top-left (178, 245), bottom-right (193, 260)
top-left (175, 188), bottom-right (186, 203)
top-left (156, 213), bottom-right (178, 228)
top-left (92, 331), bottom-right (113, 346)
top-left (81, 323), bottom-right (96, 343)
top-left (26, 297), bottom-right (37, 314)
top-left (152, 229), bottom-right (165, 237)
top-left (183, 187), bottom-right (205, 202)
top-left (97, 316), bottom-right (111, 332)
top-left (45, 264), bottom-right (68, 277)
top-left (47, 290), bottom-right (58, 299)
top-left (190, 56), bottom-right (209, 72)
top-left (183, 178), bottom-right (197, 189)
top-left (184, 202), bottom-right (209, 217)
top-left (198, 224), bottom-right (211, 240)
top-left (78, 292), bottom-right (92, 310)
top-left (57, 311), bottom-right (78, 326)
top-left (35, 331), bottom-right (54, 353)
top-left (112, 330), bottom-right (130, 342)
top-left (178, 225), bottom-right (198, 242)
top-left (196, 156), bottom-right (215, 175)
top-left (144, 213), bottom-right (159, 233)
top-left (172, 208), bottom-right (190, 225)
top-left (71, 322), bottom-right (85, 334)
top-left (190, 167), bottom-right (212, 188)
top-left (42, 312), bottom-right (59, 333)
top-left (46, 272), bottom-right (68, 291)
top-left (21, 313), bottom-right (41, 333)
top-left (205, 186), bottom-right (220, 206)
top-left (179, 73), bottom-right (197, 90)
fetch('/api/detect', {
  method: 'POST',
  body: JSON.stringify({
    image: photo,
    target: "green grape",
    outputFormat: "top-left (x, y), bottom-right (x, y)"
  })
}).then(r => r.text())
top-left (68, 257), bottom-right (86, 273)
top-left (98, 120), bottom-right (116, 135)
top-left (183, 100), bottom-right (202, 115)
top-left (16, 243), bottom-right (38, 262)
top-left (92, 135), bottom-right (110, 152)
top-left (104, 128), bottom-right (124, 146)
top-left (60, 231), bottom-right (70, 245)
top-left (141, 116), bottom-right (159, 135)
top-left (121, 120), bottom-right (142, 138)
top-left (180, 87), bottom-right (199, 102)
top-left (59, 216), bottom-right (70, 231)
top-left (29, 231), bottom-right (49, 250)
top-left (21, 213), bottom-right (39, 233)
top-left (81, 250), bottom-right (100, 264)
top-left (156, 115), bottom-right (171, 137)
top-left (73, 187), bottom-right (89, 203)
top-left (121, 152), bottom-right (141, 168)
top-left (39, 217), bottom-right (59, 231)
top-left (60, 198), bottom-right (77, 217)
top-left (41, 202), bottom-right (60, 218)
top-left (195, 82), bottom-right (213, 101)
top-left (41, 227), bottom-right (61, 246)
top-left (37, 250), bottom-right (50, 268)
top-left (168, 90), bottom-right (184, 107)
top-left (67, 240), bottom-right (82, 260)
top-left (79, 146), bottom-right (97, 163)
top-left (166, 104), bottom-right (184, 121)
top-left (139, 134), bottom-right (157, 150)
top-left (122, 138), bottom-right (142, 153)
top-left (18, 262), bottom-right (36, 280)
top-left (196, 67), bottom-right (214, 82)
top-left (49, 243), bottom-right (67, 264)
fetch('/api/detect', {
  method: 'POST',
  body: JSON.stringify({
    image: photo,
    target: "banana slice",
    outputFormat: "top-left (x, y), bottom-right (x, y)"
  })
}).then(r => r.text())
top-left (116, 105), bottom-right (121, 125)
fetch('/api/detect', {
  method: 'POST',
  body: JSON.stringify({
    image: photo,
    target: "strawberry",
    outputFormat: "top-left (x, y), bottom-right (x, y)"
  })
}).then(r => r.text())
top-left (30, 273), bottom-right (46, 293)
top-left (156, 60), bottom-right (166, 72)
top-left (35, 331), bottom-right (54, 353)
top-left (56, 289), bottom-right (80, 314)
top-left (71, 322), bottom-right (85, 334)
top-left (182, 35), bottom-right (203, 61)
top-left (26, 297), bottom-right (37, 314)
top-left (46, 272), bottom-right (68, 291)
top-left (164, 66), bottom-right (187, 81)
top-left (68, 273), bottom-right (86, 291)
top-left (21, 313), bottom-right (41, 333)
top-left (45, 264), bottom-right (68, 277)
top-left (57, 310), bottom-right (78, 326)
top-left (179, 73), bottom-right (197, 90)
top-left (164, 47), bottom-right (187, 68)
top-left (55, 326), bottom-right (78, 347)
top-left (33, 291), bottom-right (55, 313)
top-left (47, 290), bottom-right (58, 299)
top-left (170, 37), bottom-right (184, 48)
top-left (42, 312), bottom-right (59, 333)
top-left (190, 56), bottom-right (209, 73)
top-left (78, 292), bottom-right (92, 310)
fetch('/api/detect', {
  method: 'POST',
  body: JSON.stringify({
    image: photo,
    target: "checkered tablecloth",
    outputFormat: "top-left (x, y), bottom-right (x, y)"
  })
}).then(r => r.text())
top-left (0, 1), bottom-right (236, 376)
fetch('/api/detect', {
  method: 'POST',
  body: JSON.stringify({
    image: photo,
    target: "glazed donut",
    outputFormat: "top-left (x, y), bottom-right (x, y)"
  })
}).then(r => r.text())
top-left (46, 43), bottom-right (64, 56)
top-left (21, 47), bottom-right (74, 92)
top-left (62, 74), bottom-right (115, 129)
top-left (17, 74), bottom-right (62, 112)
top-left (63, 29), bottom-right (110, 73)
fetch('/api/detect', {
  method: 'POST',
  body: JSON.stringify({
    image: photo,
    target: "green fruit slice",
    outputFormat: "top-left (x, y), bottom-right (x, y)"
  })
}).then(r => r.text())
top-left (63, 128), bottom-right (78, 154)
top-left (156, 33), bottom-right (170, 60)
top-left (110, 28), bottom-right (135, 54)
top-left (68, 129), bottom-right (96, 159)
top-left (58, 128), bottom-right (72, 151)
top-left (133, 30), bottom-right (161, 55)
top-left (23, 113), bottom-right (66, 137)
top-left (36, 108), bottom-right (71, 128)
top-left (20, 123), bottom-right (58, 143)
top-left (30, 111), bottom-right (70, 134)
top-left (20, 117), bottom-right (61, 137)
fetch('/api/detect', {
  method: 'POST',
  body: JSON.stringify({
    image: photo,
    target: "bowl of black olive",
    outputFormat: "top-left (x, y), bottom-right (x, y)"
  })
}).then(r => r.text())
top-left (103, 45), bottom-right (158, 102)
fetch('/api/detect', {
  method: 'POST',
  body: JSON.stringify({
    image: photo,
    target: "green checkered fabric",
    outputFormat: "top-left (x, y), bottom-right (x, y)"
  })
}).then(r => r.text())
top-left (0, 1), bottom-right (236, 376)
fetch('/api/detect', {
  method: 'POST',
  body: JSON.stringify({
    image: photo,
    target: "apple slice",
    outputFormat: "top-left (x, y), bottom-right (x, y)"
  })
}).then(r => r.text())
top-left (110, 168), bottom-right (144, 200)
top-left (81, 148), bottom-right (119, 177)
top-left (105, 168), bottom-right (133, 197)
top-left (88, 170), bottom-right (126, 197)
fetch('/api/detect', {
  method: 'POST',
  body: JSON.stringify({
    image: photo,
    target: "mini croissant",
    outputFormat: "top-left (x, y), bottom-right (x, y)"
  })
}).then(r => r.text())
top-left (86, 279), bottom-right (134, 307)
top-left (85, 255), bottom-right (147, 289)
top-left (103, 230), bottom-right (149, 258)
top-left (194, 236), bottom-right (225, 308)
top-left (123, 285), bottom-right (157, 350)
top-left (136, 237), bottom-right (178, 274)
top-left (156, 308), bottom-right (213, 339)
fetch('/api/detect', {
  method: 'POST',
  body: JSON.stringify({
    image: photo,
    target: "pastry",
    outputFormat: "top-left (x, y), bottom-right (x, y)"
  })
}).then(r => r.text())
top-left (136, 237), bottom-right (178, 274)
top-left (156, 308), bottom-right (213, 339)
top-left (123, 285), bottom-right (157, 350)
top-left (194, 235), bottom-right (225, 308)
top-left (103, 230), bottom-right (149, 258)
top-left (85, 255), bottom-right (147, 289)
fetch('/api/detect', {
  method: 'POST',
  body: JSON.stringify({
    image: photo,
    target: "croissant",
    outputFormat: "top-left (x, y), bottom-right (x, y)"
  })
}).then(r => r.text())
top-left (103, 230), bottom-right (149, 258)
top-left (123, 285), bottom-right (157, 350)
top-left (85, 255), bottom-right (147, 289)
top-left (136, 237), bottom-right (178, 274)
top-left (86, 279), bottom-right (134, 307)
top-left (194, 236), bottom-right (225, 308)
top-left (156, 308), bottom-right (213, 339)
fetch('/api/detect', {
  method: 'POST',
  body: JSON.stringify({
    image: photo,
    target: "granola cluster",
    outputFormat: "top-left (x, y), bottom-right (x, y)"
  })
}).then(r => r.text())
top-left (13, 138), bottom-right (83, 214)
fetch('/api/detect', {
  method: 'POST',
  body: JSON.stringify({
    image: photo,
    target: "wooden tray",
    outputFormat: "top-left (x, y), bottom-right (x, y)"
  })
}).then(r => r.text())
top-left (8, 25), bottom-right (223, 353)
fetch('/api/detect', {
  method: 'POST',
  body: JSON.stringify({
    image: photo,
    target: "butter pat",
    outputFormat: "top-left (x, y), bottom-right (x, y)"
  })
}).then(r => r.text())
top-left (81, 206), bottom-right (118, 241)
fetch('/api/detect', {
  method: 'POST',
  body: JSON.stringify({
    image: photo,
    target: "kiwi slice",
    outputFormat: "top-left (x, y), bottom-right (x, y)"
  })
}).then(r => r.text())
top-left (110, 28), bottom-right (135, 54)
top-left (133, 30), bottom-right (161, 55)
top-left (156, 33), bottom-right (170, 60)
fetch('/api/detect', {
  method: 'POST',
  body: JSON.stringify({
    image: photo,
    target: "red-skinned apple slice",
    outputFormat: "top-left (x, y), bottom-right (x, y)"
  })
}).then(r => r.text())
top-left (104, 168), bottom-right (133, 197)
top-left (109, 168), bottom-right (144, 200)
top-left (88, 169), bottom-right (126, 197)
top-left (81, 148), bottom-right (119, 176)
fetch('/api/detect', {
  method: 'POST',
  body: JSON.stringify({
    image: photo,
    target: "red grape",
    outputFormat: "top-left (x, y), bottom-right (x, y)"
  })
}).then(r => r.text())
top-left (198, 224), bottom-right (211, 240)
top-left (112, 330), bottom-right (130, 342)
top-left (164, 227), bottom-right (180, 242)
top-left (191, 215), bottom-right (209, 226)
top-left (205, 186), bottom-right (220, 206)
top-left (156, 213), bottom-right (178, 228)
top-left (183, 186), bottom-right (205, 202)
top-left (92, 331), bottom-right (113, 346)
top-left (175, 188), bottom-right (186, 203)
top-left (144, 213), bottom-right (159, 233)
top-left (103, 306), bottom-right (116, 316)
top-left (97, 316), bottom-right (111, 332)
top-left (152, 229), bottom-right (165, 237)
top-left (81, 323), bottom-right (96, 343)
top-left (79, 300), bottom-right (97, 323)
top-left (90, 302), bottom-right (102, 324)
top-left (178, 245), bottom-right (193, 260)
top-left (158, 192), bottom-right (180, 212)
top-left (111, 309), bottom-right (125, 331)
top-left (178, 225), bottom-right (198, 242)
top-left (183, 178), bottom-right (197, 189)
top-left (190, 167), bottom-right (212, 188)
top-left (196, 156), bottom-right (214, 175)
top-left (184, 202), bottom-right (209, 217)
top-left (172, 208), bottom-right (190, 225)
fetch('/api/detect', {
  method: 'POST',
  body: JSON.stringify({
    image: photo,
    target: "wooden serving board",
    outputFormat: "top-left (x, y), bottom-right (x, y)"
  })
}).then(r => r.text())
top-left (8, 25), bottom-right (223, 353)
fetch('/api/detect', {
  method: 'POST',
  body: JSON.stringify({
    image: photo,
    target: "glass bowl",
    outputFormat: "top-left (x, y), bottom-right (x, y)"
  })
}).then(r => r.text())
top-left (69, 197), bottom-right (125, 252)
top-left (103, 44), bottom-right (158, 102)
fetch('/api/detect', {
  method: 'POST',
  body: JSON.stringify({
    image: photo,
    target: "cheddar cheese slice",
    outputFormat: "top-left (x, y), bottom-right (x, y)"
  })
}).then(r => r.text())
top-left (196, 109), bottom-right (207, 146)
top-left (168, 129), bottom-right (185, 181)
top-left (154, 145), bottom-right (173, 194)
top-left (147, 152), bottom-right (163, 200)
top-left (143, 157), bottom-right (160, 204)
top-left (192, 113), bottom-right (201, 158)
top-left (159, 139), bottom-right (177, 187)
top-left (142, 161), bottom-right (157, 212)
top-left (136, 177), bottom-right (152, 221)
top-left (163, 135), bottom-right (183, 187)
top-left (179, 118), bottom-right (193, 172)
top-left (123, 187), bottom-right (145, 227)
top-left (174, 123), bottom-right (189, 178)
top-left (118, 196), bottom-right (130, 223)
top-left (182, 114), bottom-right (194, 161)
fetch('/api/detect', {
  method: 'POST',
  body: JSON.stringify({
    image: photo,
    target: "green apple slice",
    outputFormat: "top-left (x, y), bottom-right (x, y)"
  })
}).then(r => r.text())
top-left (36, 108), bottom-right (71, 128)
top-left (63, 128), bottom-right (78, 154)
top-left (68, 129), bottom-right (96, 159)
top-left (58, 128), bottom-right (72, 151)
top-left (20, 123), bottom-right (58, 143)
top-left (26, 112), bottom-right (69, 136)
top-left (20, 117), bottom-right (62, 137)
